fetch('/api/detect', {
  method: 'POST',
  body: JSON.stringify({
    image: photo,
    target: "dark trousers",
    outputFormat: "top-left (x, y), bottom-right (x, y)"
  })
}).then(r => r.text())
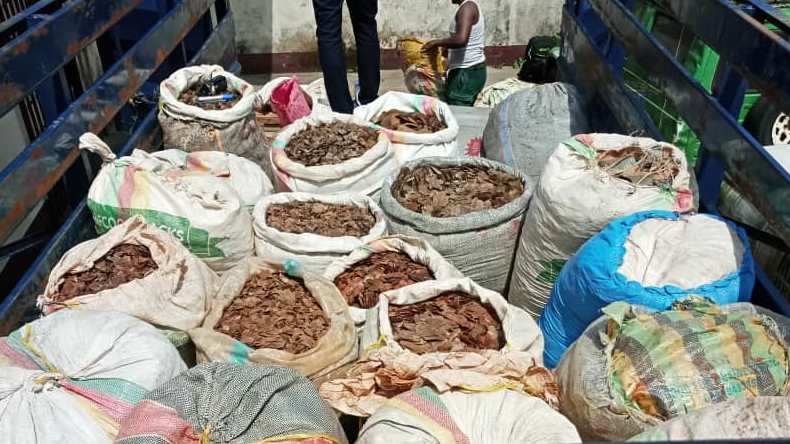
top-left (313, 0), bottom-right (380, 114)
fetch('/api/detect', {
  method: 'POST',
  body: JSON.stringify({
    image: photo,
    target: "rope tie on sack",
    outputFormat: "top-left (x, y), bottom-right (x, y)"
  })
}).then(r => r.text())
top-left (31, 372), bottom-right (65, 393)
top-left (199, 425), bottom-right (213, 444)
top-left (21, 325), bottom-right (68, 393)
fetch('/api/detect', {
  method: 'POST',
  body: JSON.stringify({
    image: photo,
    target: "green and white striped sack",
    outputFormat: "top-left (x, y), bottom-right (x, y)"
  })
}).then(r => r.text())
top-left (557, 298), bottom-right (790, 441)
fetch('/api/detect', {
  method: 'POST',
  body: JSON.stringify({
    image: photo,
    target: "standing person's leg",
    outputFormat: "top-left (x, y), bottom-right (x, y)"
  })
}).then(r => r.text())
top-left (314, 0), bottom-right (354, 113)
top-left (445, 63), bottom-right (487, 106)
top-left (346, 0), bottom-right (380, 105)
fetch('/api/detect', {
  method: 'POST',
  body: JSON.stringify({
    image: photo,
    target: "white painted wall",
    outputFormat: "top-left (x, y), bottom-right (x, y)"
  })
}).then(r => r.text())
top-left (0, 107), bottom-right (29, 171)
top-left (229, 0), bottom-right (563, 54)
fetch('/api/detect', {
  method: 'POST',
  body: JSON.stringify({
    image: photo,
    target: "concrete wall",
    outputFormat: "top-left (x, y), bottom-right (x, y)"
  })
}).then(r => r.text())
top-left (229, 0), bottom-right (563, 55)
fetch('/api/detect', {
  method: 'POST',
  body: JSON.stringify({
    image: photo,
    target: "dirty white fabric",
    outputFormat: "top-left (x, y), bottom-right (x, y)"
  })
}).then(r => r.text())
top-left (271, 113), bottom-right (397, 197)
top-left (145, 149), bottom-right (273, 210)
top-left (619, 215), bottom-right (744, 287)
top-left (508, 133), bottom-right (697, 317)
top-left (0, 310), bottom-right (186, 444)
top-left (253, 192), bottom-right (388, 276)
top-left (629, 397), bottom-right (790, 441)
top-left (354, 91), bottom-right (459, 164)
top-left (37, 217), bottom-right (217, 330)
top-left (359, 389), bottom-right (581, 444)
top-left (323, 235), bottom-right (465, 325)
top-left (80, 132), bottom-right (254, 273)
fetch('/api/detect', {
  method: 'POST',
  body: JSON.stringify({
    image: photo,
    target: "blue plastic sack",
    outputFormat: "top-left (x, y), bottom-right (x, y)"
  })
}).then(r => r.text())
top-left (539, 210), bottom-right (755, 368)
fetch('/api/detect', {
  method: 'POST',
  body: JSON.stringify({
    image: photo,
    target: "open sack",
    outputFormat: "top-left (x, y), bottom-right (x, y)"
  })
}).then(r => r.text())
top-left (354, 91), bottom-right (460, 163)
top-left (252, 192), bottom-right (388, 275)
top-left (380, 156), bottom-right (532, 293)
top-left (158, 65), bottom-right (268, 168)
top-left (271, 112), bottom-right (397, 197)
top-left (320, 278), bottom-right (550, 417)
top-left (323, 235), bottom-right (464, 325)
top-left (37, 216), bottom-right (217, 331)
top-left (188, 257), bottom-right (357, 379)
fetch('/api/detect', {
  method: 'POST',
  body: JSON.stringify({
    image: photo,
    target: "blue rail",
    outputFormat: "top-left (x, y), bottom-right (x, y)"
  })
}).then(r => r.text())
top-left (563, 0), bottom-right (790, 314)
top-left (0, 0), bottom-right (237, 333)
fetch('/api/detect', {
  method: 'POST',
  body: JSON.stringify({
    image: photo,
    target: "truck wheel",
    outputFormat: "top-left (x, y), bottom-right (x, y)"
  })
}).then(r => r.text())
top-left (744, 99), bottom-right (790, 145)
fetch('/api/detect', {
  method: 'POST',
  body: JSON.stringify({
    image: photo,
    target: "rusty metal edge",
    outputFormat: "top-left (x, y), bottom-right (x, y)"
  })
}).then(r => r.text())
top-left (0, 9), bottom-right (237, 335)
top-left (587, 0), bottom-right (790, 244)
top-left (652, 0), bottom-right (790, 114)
top-left (0, 0), bottom-right (215, 244)
top-left (0, 0), bottom-right (145, 117)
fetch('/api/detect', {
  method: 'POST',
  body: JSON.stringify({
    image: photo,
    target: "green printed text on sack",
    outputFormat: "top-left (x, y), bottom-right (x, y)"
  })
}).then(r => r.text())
top-left (88, 200), bottom-right (226, 258)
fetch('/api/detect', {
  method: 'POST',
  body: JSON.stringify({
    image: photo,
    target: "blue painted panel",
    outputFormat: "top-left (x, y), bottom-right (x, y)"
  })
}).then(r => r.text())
top-left (585, 0), bottom-right (790, 244)
top-left (0, 0), bottom-right (216, 244)
top-left (0, 0), bottom-right (145, 118)
top-left (651, 0), bottom-right (790, 113)
top-left (565, 0), bottom-right (790, 314)
top-left (562, 9), bottom-right (663, 138)
top-left (0, 9), bottom-right (237, 334)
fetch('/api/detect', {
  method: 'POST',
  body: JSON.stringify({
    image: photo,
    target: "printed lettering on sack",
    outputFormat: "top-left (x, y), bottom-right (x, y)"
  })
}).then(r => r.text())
top-left (87, 200), bottom-right (227, 258)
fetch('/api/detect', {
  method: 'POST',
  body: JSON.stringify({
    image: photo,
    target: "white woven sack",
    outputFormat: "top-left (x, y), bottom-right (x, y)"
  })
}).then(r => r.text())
top-left (361, 278), bottom-right (544, 363)
top-left (323, 235), bottom-right (465, 324)
top-left (81, 133), bottom-right (254, 273)
top-left (379, 156), bottom-right (532, 293)
top-left (508, 133), bottom-right (697, 317)
top-left (353, 91), bottom-right (459, 164)
top-left (253, 192), bottom-right (388, 275)
top-left (630, 397), bottom-right (790, 442)
top-left (144, 149), bottom-right (273, 209)
top-left (158, 65), bottom-right (267, 166)
top-left (303, 78), bottom-right (330, 107)
top-left (0, 310), bottom-right (186, 444)
top-left (189, 258), bottom-right (358, 379)
top-left (271, 112), bottom-right (397, 197)
top-left (359, 389), bottom-right (581, 444)
top-left (619, 215), bottom-right (746, 288)
top-left (37, 217), bottom-right (217, 330)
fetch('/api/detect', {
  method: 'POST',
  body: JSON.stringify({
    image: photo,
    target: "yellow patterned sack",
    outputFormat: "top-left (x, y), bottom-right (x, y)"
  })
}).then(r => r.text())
top-left (557, 298), bottom-right (790, 441)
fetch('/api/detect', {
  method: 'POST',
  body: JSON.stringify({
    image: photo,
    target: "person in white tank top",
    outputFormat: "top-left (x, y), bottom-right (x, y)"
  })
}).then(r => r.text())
top-left (423, 0), bottom-right (487, 105)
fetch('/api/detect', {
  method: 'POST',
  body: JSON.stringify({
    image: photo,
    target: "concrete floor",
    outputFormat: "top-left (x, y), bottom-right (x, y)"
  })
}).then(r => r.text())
top-left (244, 66), bottom-right (518, 93)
